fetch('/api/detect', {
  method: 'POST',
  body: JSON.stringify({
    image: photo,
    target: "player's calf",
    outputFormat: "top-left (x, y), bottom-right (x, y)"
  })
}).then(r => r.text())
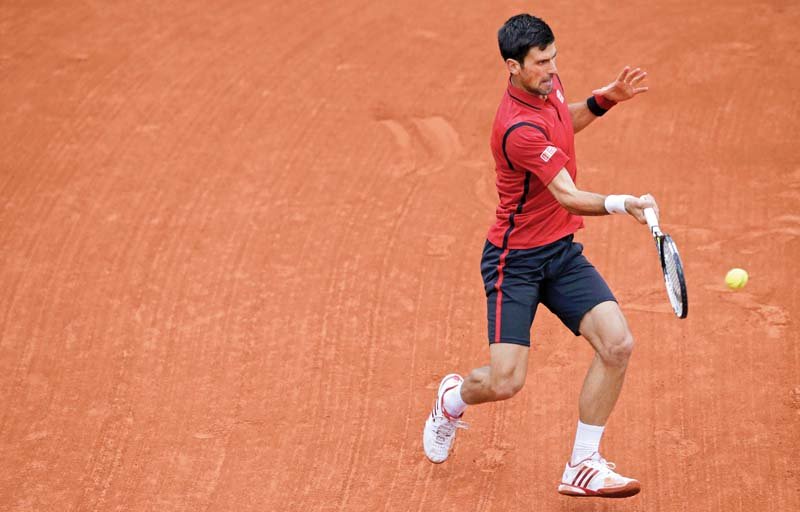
top-left (488, 369), bottom-right (525, 401)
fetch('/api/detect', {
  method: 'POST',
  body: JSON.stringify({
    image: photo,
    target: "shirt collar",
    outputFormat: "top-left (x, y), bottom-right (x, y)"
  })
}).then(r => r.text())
top-left (506, 77), bottom-right (549, 110)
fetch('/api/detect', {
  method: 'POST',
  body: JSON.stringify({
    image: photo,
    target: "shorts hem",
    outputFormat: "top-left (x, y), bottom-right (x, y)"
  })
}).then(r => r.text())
top-left (569, 297), bottom-right (618, 336)
top-left (488, 338), bottom-right (530, 347)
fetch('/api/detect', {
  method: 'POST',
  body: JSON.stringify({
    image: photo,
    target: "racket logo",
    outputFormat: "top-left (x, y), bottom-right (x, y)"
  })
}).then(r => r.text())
top-left (540, 146), bottom-right (557, 162)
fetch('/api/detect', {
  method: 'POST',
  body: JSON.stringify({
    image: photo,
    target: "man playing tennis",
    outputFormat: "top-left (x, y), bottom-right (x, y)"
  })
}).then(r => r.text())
top-left (422, 14), bottom-right (657, 498)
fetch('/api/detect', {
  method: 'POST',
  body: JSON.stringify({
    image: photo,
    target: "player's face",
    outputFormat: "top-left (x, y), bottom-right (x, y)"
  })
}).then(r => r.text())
top-left (514, 43), bottom-right (558, 97)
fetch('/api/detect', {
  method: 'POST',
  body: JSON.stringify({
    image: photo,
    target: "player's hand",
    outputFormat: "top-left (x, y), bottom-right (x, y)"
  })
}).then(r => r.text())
top-left (592, 66), bottom-right (648, 103)
top-left (624, 194), bottom-right (658, 224)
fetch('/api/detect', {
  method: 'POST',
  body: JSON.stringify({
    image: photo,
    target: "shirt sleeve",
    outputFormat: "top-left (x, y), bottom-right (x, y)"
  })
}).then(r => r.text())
top-left (504, 125), bottom-right (570, 186)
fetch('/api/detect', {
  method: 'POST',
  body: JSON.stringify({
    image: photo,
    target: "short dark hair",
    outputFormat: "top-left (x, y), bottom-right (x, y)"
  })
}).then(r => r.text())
top-left (498, 14), bottom-right (555, 63)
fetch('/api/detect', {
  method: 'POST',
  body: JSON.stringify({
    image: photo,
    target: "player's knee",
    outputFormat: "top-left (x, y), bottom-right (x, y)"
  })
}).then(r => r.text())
top-left (490, 371), bottom-right (525, 400)
top-left (600, 332), bottom-right (635, 368)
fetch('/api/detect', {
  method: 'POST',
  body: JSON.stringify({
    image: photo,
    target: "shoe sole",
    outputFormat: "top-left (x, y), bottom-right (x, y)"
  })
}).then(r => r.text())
top-left (557, 481), bottom-right (641, 498)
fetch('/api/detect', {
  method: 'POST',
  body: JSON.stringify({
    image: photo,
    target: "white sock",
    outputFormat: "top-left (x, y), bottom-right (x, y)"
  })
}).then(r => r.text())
top-left (442, 381), bottom-right (467, 417)
top-left (570, 420), bottom-right (605, 465)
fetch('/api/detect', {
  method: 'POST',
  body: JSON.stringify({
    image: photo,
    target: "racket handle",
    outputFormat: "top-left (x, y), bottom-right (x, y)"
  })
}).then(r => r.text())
top-left (644, 207), bottom-right (659, 230)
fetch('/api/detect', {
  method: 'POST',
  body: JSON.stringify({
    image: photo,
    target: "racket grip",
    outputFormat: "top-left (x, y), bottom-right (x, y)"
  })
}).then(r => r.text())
top-left (644, 207), bottom-right (659, 230)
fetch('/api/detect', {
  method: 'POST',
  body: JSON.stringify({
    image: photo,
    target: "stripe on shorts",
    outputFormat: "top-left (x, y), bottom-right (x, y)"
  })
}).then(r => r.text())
top-left (493, 246), bottom-right (510, 341)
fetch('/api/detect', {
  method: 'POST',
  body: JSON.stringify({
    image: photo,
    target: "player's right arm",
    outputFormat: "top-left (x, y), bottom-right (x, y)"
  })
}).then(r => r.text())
top-left (502, 127), bottom-right (656, 222)
top-left (546, 169), bottom-right (656, 223)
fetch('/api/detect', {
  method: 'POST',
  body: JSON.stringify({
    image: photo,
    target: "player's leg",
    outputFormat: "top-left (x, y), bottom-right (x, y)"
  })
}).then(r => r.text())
top-left (539, 238), bottom-right (640, 497)
top-left (423, 344), bottom-right (530, 464)
top-left (457, 240), bottom-right (540, 407)
top-left (460, 342), bottom-right (529, 405)
top-left (423, 241), bottom-right (540, 463)
top-left (577, 301), bottom-right (633, 428)
top-left (555, 300), bottom-right (639, 497)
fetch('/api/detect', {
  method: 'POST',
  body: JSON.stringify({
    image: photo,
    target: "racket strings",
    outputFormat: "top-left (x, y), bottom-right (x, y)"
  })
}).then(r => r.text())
top-left (662, 238), bottom-right (685, 314)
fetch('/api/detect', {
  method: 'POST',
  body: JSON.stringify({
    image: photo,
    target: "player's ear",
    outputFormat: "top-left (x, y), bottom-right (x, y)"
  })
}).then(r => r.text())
top-left (505, 58), bottom-right (522, 76)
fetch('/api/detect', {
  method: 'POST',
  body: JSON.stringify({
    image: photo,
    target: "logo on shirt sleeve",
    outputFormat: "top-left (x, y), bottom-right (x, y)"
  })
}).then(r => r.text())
top-left (540, 146), bottom-right (557, 162)
top-left (556, 89), bottom-right (565, 103)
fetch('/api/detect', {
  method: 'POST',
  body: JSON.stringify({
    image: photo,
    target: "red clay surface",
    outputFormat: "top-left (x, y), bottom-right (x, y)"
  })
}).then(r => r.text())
top-left (2, 1), bottom-right (798, 511)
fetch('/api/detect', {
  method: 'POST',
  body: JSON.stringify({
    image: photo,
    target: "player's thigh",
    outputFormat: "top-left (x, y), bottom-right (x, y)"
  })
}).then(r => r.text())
top-left (578, 300), bottom-right (633, 365)
top-left (540, 244), bottom-right (616, 336)
top-left (489, 342), bottom-right (529, 387)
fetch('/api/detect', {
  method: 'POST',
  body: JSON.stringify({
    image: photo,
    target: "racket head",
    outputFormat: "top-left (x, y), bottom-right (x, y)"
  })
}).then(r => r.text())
top-left (658, 234), bottom-right (688, 318)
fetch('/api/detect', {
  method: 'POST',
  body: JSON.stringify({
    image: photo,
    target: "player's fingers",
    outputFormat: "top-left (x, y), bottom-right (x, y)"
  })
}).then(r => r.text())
top-left (625, 68), bottom-right (641, 83)
top-left (641, 194), bottom-right (660, 218)
top-left (633, 86), bottom-right (649, 94)
top-left (616, 66), bottom-right (630, 82)
top-left (638, 195), bottom-right (656, 210)
top-left (630, 71), bottom-right (647, 84)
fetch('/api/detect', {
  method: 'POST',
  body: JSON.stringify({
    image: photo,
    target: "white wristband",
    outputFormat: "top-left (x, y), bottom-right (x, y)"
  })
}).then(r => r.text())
top-left (604, 194), bottom-right (635, 215)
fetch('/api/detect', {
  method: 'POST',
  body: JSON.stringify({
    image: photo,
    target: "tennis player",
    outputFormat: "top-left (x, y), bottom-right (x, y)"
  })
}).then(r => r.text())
top-left (422, 14), bottom-right (657, 498)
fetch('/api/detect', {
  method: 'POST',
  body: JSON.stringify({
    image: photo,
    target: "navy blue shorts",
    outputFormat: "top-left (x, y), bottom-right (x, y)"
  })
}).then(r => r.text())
top-left (480, 235), bottom-right (616, 345)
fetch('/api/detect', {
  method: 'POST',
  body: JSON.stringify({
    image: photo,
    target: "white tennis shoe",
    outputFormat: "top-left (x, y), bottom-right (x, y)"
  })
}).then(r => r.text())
top-left (422, 373), bottom-right (468, 463)
top-left (557, 452), bottom-right (641, 498)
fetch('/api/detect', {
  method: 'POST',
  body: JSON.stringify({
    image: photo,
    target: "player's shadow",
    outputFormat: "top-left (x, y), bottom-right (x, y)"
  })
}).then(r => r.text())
top-left (558, 498), bottom-right (636, 510)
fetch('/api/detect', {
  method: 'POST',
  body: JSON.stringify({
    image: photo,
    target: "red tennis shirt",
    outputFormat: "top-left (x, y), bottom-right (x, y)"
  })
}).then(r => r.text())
top-left (487, 75), bottom-right (584, 249)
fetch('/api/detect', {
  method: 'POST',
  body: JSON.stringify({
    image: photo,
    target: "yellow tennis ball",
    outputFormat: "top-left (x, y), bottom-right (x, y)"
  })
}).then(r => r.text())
top-left (725, 268), bottom-right (748, 289)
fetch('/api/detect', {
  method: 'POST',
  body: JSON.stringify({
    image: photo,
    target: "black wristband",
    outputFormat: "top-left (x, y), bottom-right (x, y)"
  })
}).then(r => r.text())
top-left (586, 96), bottom-right (608, 117)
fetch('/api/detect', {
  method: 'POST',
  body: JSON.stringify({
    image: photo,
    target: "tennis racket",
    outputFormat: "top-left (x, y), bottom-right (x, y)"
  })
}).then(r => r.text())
top-left (644, 207), bottom-right (688, 318)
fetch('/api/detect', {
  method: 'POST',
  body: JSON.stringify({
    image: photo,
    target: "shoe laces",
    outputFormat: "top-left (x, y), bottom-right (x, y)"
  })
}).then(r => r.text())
top-left (434, 418), bottom-right (469, 444)
top-left (586, 456), bottom-right (616, 472)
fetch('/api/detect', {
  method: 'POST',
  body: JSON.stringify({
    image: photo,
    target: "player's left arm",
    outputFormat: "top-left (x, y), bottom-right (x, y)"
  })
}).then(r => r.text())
top-left (569, 66), bottom-right (649, 134)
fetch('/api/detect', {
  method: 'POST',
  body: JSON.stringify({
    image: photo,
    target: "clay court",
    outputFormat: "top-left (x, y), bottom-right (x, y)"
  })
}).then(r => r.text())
top-left (1, 1), bottom-right (798, 510)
